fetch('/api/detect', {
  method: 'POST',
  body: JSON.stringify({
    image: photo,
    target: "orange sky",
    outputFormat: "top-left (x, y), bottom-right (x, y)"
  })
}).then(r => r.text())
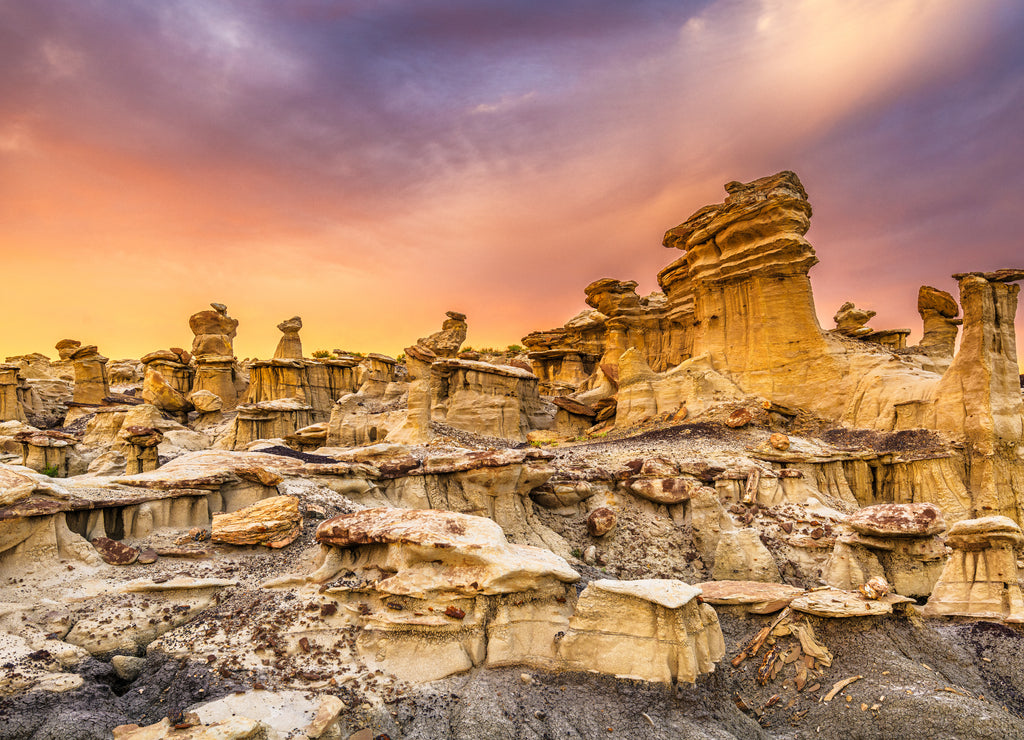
top-left (1, 0), bottom-right (1022, 364)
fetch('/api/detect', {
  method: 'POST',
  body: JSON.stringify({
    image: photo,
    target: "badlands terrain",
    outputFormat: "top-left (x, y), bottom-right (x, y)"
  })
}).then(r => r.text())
top-left (1, 172), bottom-right (1024, 739)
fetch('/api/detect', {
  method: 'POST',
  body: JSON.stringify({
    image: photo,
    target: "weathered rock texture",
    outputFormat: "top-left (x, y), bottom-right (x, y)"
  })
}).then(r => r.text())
top-left (557, 579), bottom-right (725, 684)
top-left (924, 515), bottom-right (1024, 622)
top-left (418, 311), bottom-right (468, 358)
top-left (824, 503), bottom-right (947, 597)
top-left (189, 303), bottom-right (242, 409)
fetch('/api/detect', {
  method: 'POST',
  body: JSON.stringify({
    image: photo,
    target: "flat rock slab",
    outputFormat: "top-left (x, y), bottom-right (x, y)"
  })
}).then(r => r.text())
top-left (91, 537), bottom-right (139, 565)
top-left (698, 580), bottom-right (805, 613)
top-left (791, 589), bottom-right (895, 618)
top-left (848, 502), bottom-right (945, 537)
top-left (589, 579), bottom-right (701, 609)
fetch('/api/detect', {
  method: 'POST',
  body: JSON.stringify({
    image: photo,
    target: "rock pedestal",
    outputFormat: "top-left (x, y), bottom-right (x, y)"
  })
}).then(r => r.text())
top-left (824, 503), bottom-right (947, 597)
top-left (0, 365), bottom-right (28, 422)
top-left (118, 425), bottom-right (164, 474)
top-left (924, 516), bottom-right (1024, 622)
top-left (15, 430), bottom-right (78, 477)
top-left (56, 340), bottom-right (110, 405)
top-left (189, 304), bottom-right (241, 409)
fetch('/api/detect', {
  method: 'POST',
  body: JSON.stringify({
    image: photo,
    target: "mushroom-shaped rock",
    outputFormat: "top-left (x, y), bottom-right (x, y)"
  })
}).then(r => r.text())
top-left (847, 502), bottom-right (946, 538)
top-left (273, 316), bottom-right (303, 360)
top-left (557, 579), bottom-right (725, 684)
top-left (212, 495), bottom-right (302, 548)
top-left (924, 516), bottom-right (1024, 622)
top-left (118, 426), bottom-right (164, 448)
top-left (314, 508), bottom-right (578, 597)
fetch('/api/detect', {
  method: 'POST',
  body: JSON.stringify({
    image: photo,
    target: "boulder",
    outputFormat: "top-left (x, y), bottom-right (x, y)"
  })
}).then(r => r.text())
top-left (212, 495), bottom-right (302, 548)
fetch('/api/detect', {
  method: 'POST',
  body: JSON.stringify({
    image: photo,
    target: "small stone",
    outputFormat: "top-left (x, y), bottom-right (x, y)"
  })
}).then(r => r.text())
top-left (769, 433), bottom-right (790, 450)
top-left (726, 408), bottom-right (753, 428)
top-left (137, 548), bottom-right (159, 564)
top-left (583, 545), bottom-right (598, 565)
top-left (587, 507), bottom-right (617, 537)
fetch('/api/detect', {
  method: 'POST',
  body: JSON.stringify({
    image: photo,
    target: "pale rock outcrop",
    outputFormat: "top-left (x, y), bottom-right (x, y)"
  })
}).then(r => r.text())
top-left (430, 359), bottom-right (550, 442)
top-left (113, 716), bottom-right (268, 740)
top-left (933, 270), bottom-right (1024, 519)
top-left (924, 516), bottom-right (1024, 622)
top-left (225, 398), bottom-right (315, 450)
top-left (189, 389), bottom-right (223, 414)
top-left (712, 528), bottom-right (781, 582)
top-left (417, 311), bottom-right (467, 358)
top-left (141, 348), bottom-right (193, 407)
top-left (142, 369), bottom-right (192, 417)
top-left (380, 345), bottom-right (434, 445)
top-left (262, 508), bottom-right (580, 682)
top-left (14, 430), bottom-right (79, 478)
top-left (557, 579), bottom-right (725, 684)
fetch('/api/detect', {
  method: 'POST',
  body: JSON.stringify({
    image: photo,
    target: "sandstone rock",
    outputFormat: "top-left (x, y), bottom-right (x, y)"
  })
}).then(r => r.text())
top-left (557, 579), bottom-right (725, 684)
top-left (313, 508), bottom-right (578, 597)
top-left (769, 433), bottom-right (790, 451)
top-left (113, 716), bottom-right (268, 740)
top-left (587, 507), bottom-right (616, 537)
top-left (712, 529), bottom-right (781, 582)
top-left (273, 316), bottom-right (304, 360)
top-left (848, 502), bottom-right (945, 537)
top-left (0, 365), bottom-right (28, 423)
top-left (628, 477), bottom-right (695, 505)
top-left (143, 369), bottom-right (191, 413)
top-left (189, 389), bottom-right (223, 414)
top-left (417, 311), bottom-right (468, 358)
top-left (833, 302), bottom-right (876, 336)
top-left (0, 466), bottom-right (34, 506)
top-left (697, 580), bottom-right (804, 614)
top-left (924, 516), bottom-right (1024, 622)
top-left (58, 340), bottom-right (110, 405)
top-left (189, 304), bottom-right (239, 358)
top-left (212, 495), bottom-right (302, 548)
top-left (915, 285), bottom-right (961, 359)
top-left (790, 588), bottom-right (899, 618)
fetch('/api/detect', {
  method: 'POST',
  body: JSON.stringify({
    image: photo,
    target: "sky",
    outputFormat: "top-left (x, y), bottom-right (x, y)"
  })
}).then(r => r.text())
top-left (1, 0), bottom-right (1022, 364)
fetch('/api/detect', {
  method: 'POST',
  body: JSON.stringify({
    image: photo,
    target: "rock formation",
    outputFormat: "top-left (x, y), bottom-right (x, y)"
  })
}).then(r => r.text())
top-left (189, 303), bottom-right (242, 409)
top-left (56, 340), bottom-right (110, 406)
top-left (924, 516), bottom-right (1024, 622)
top-left (417, 311), bottom-right (467, 358)
top-left (3, 170), bottom-right (1024, 737)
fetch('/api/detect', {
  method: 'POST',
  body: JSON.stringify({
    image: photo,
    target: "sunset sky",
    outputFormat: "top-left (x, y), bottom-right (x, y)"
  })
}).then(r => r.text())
top-left (1, 0), bottom-right (1022, 362)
